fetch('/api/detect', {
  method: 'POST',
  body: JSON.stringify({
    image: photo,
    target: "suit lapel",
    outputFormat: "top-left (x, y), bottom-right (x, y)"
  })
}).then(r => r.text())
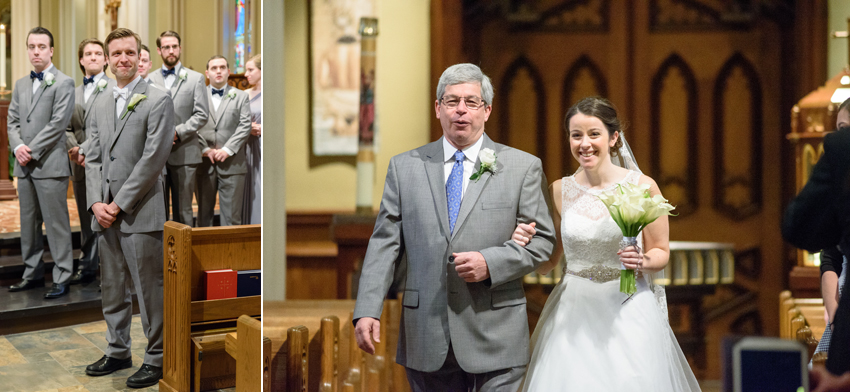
top-left (171, 67), bottom-right (185, 95)
top-left (83, 82), bottom-right (101, 122)
top-left (451, 135), bottom-right (496, 241)
top-left (28, 78), bottom-right (46, 117)
top-left (110, 82), bottom-right (147, 152)
top-left (207, 87), bottom-right (219, 126)
top-left (104, 88), bottom-right (117, 151)
top-left (22, 78), bottom-right (33, 116)
top-left (215, 86), bottom-right (233, 125)
top-left (424, 140), bottom-right (451, 242)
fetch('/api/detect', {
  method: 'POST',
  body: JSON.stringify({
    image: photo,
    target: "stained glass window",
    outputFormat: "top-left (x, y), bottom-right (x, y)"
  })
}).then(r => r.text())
top-left (234, 0), bottom-right (251, 73)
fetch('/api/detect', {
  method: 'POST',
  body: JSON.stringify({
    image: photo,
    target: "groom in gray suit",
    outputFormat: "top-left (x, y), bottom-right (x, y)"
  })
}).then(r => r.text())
top-left (353, 63), bottom-right (556, 391)
top-left (196, 55), bottom-right (251, 226)
top-left (67, 38), bottom-right (113, 285)
top-left (83, 28), bottom-right (173, 388)
top-left (148, 30), bottom-right (208, 226)
top-left (7, 27), bottom-right (76, 299)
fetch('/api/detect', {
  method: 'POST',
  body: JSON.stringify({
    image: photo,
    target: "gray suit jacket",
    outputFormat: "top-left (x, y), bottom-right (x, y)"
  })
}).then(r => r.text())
top-left (198, 85), bottom-right (252, 175)
top-left (7, 67), bottom-right (75, 178)
top-left (84, 79), bottom-right (174, 233)
top-left (353, 134), bottom-right (556, 373)
top-left (67, 76), bottom-right (116, 180)
top-left (148, 65), bottom-right (208, 166)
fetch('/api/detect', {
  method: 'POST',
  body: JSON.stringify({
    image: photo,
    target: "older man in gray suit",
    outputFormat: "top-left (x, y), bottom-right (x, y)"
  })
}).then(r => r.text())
top-left (82, 28), bottom-right (173, 388)
top-left (148, 30), bottom-right (208, 226)
top-left (196, 55), bottom-right (251, 226)
top-left (67, 38), bottom-right (114, 285)
top-left (7, 27), bottom-right (75, 299)
top-left (353, 63), bottom-right (556, 391)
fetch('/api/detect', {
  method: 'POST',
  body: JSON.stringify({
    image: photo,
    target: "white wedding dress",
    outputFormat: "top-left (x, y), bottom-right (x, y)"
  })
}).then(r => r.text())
top-left (521, 171), bottom-right (701, 391)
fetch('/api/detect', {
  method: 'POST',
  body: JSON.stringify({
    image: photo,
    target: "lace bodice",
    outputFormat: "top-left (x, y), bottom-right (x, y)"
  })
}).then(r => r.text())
top-left (561, 171), bottom-right (642, 274)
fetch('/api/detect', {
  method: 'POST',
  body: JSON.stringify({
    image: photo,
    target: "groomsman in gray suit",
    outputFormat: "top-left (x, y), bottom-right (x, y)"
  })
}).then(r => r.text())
top-left (196, 55), bottom-right (251, 226)
top-left (82, 28), bottom-right (173, 388)
top-left (7, 27), bottom-right (76, 299)
top-left (67, 38), bottom-right (113, 285)
top-left (138, 44), bottom-right (153, 83)
top-left (148, 30), bottom-right (208, 226)
top-left (353, 63), bottom-right (557, 391)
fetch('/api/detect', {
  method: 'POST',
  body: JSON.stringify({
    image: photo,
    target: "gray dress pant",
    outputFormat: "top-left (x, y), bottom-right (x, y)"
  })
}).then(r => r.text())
top-left (72, 178), bottom-right (99, 272)
top-left (99, 228), bottom-right (164, 366)
top-left (17, 175), bottom-right (74, 284)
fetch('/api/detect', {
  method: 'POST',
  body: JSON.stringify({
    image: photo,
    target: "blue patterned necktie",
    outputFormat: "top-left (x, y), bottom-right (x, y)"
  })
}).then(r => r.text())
top-left (447, 150), bottom-right (465, 234)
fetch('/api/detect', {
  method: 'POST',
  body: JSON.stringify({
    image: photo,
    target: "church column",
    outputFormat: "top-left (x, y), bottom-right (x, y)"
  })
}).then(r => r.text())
top-left (266, 0), bottom-right (285, 301)
top-left (11, 0), bottom-right (39, 82)
top-left (119, 0), bottom-right (150, 45)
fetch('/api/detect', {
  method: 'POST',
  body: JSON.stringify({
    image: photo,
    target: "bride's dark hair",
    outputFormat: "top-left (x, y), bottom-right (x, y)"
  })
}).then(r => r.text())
top-left (564, 97), bottom-right (626, 157)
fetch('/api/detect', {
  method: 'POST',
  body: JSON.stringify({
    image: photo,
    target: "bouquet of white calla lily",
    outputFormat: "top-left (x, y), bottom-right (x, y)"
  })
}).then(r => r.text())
top-left (597, 181), bottom-right (676, 295)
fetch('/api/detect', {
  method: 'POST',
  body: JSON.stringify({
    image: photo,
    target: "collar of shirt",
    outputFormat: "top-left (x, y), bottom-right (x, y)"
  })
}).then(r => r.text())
top-left (84, 72), bottom-right (105, 88)
top-left (210, 85), bottom-right (225, 110)
top-left (32, 63), bottom-right (56, 93)
top-left (442, 134), bottom-right (484, 165)
top-left (161, 63), bottom-right (182, 77)
top-left (115, 75), bottom-right (143, 118)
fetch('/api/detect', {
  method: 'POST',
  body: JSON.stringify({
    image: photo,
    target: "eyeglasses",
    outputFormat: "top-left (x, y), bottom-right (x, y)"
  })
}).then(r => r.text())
top-left (440, 95), bottom-right (487, 110)
top-left (160, 44), bottom-right (179, 51)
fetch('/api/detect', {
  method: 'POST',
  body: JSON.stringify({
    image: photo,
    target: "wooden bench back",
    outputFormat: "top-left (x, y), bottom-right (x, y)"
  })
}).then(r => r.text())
top-left (267, 299), bottom-right (410, 392)
top-left (160, 222), bottom-right (262, 392)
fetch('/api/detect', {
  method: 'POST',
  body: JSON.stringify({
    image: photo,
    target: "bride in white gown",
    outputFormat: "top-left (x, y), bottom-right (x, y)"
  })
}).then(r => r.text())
top-left (515, 97), bottom-right (701, 391)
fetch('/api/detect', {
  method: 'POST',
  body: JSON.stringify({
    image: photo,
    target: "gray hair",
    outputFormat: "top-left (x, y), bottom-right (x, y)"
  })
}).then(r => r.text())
top-left (436, 63), bottom-right (494, 106)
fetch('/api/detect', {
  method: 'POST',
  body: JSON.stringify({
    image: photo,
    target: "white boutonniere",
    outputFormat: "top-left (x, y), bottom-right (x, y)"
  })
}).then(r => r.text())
top-left (121, 93), bottom-right (147, 120)
top-left (178, 69), bottom-right (188, 81)
top-left (43, 72), bottom-right (55, 87)
top-left (470, 148), bottom-right (497, 182)
top-left (96, 79), bottom-right (107, 92)
top-left (226, 90), bottom-right (237, 99)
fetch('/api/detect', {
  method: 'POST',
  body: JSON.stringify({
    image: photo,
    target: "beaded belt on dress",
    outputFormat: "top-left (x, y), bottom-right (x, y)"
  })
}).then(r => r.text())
top-left (562, 264), bottom-right (621, 283)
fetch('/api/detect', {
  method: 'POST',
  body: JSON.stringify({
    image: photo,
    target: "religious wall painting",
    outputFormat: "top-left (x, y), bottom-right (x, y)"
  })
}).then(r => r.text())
top-left (311, 0), bottom-right (376, 156)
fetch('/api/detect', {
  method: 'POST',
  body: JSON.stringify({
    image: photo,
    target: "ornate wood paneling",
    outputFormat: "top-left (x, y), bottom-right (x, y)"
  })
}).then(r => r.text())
top-left (499, 56), bottom-right (547, 163)
top-left (537, 0), bottom-right (610, 32)
top-left (713, 52), bottom-right (762, 221)
top-left (649, 0), bottom-right (756, 31)
top-left (561, 55), bottom-right (608, 175)
top-left (650, 53), bottom-right (698, 216)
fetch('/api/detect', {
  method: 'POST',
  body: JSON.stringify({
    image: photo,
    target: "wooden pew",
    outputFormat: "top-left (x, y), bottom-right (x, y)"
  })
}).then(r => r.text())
top-left (779, 290), bottom-right (826, 364)
top-left (159, 222), bottom-right (262, 392)
top-left (266, 299), bottom-right (410, 392)
top-left (225, 315), bottom-right (270, 392)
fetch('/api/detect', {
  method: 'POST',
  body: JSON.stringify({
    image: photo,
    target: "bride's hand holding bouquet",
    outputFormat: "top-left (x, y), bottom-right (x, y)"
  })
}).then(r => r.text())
top-left (597, 182), bottom-right (676, 295)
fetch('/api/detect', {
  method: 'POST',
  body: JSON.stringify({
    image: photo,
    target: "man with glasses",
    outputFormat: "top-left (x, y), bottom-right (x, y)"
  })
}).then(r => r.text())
top-left (148, 30), bottom-right (208, 226)
top-left (352, 63), bottom-right (556, 391)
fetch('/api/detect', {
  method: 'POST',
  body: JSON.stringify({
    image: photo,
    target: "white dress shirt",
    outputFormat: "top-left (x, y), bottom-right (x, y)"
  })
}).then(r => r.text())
top-left (31, 63), bottom-right (55, 94)
top-left (161, 63), bottom-right (182, 90)
top-left (203, 86), bottom-right (234, 157)
top-left (84, 72), bottom-right (106, 103)
top-left (114, 76), bottom-right (143, 119)
top-left (442, 135), bottom-right (484, 198)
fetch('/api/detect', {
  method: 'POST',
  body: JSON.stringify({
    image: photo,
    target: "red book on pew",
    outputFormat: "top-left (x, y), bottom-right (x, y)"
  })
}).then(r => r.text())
top-left (204, 269), bottom-right (237, 300)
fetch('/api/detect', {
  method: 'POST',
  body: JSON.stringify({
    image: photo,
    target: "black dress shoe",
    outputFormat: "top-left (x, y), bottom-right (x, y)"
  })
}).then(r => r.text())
top-left (126, 364), bottom-right (162, 388)
top-left (70, 269), bottom-right (96, 285)
top-left (85, 355), bottom-right (132, 376)
top-left (9, 278), bottom-right (44, 292)
top-left (43, 283), bottom-right (69, 299)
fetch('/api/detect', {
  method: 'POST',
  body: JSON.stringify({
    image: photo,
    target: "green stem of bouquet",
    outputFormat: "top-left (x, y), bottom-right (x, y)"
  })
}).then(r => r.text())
top-left (620, 269), bottom-right (637, 295)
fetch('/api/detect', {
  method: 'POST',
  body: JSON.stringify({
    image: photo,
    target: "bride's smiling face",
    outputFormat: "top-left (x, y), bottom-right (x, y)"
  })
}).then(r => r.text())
top-left (569, 112), bottom-right (618, 170)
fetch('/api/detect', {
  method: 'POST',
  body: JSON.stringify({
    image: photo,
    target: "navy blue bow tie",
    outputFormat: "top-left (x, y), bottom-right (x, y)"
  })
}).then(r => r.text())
top-left (211, 88), bottom-right (224, 97)
top-left (30, 71), bottom-right (44, 81)
top-left (161, 68), bottom-right (176, 77)
top-left (83, 76), bottom-right (95, 85)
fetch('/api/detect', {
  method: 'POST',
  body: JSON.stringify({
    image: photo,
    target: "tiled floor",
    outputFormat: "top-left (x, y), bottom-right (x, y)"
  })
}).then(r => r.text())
top-left (0, 316), bottom-right (234, 392)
